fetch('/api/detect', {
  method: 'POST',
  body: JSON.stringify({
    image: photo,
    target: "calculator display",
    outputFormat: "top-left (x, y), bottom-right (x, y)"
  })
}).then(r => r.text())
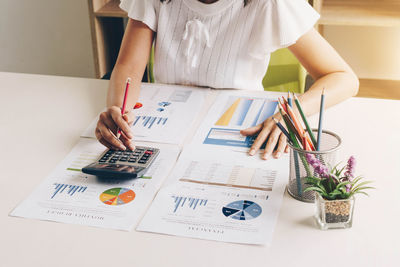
top-left (94, 164), bottom-right (139, 173)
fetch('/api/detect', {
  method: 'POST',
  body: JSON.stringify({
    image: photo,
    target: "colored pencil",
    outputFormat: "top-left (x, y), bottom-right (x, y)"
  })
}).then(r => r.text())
top-left (286, 104), bottom-right (305, 137)
top-left (293, 94), bottom-right (317, 148)
top-left (272, 117), bottom-right (291, 142)
top-left (288, 93), bottom-right (303, 195)
top-left (287, 92), bottom-right (293, 107)
top-left (282, 96), bottom-right (289, 108)
top-left (278, 98), bottom-right (288, 113)
top-left (117, 77), bottom-right (131, 138)
top-left (279, 108), bottom-right (303, 149)
top-left (302, 136), bottom-right (307, 151)
top-left (287, 94), bottom-right (316, 150)
top-left (316, 88), bottom-right (325, 150)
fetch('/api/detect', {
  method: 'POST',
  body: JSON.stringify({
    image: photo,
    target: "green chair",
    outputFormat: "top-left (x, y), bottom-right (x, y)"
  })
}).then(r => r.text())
top-left (147, 47), bottom-right (306, 93)
top-left (263, 48), bottom-right (307, 93)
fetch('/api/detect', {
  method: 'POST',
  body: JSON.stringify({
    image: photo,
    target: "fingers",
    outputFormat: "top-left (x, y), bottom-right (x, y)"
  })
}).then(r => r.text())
top-left (246, 116), bottom-right (289, 160)
top-left (120, 111), bottom-right (136, 150)
top-left (95, 106), bottom-right (136, 151)
top-left (240, 124), bottom-right (262, 137)
top-left (109, 107), bottom-right (134, 139)
top-left (123, 110), bottom-right (136, 126)
top-left (96, 120), bottom-right (127, 150)
top-left (119, 133), bottom-right (135, 151)
top-left (273, 132), bottom-right (288, 159)
top-left (285, 145), bottom-right (290, 153)
top-left (248, 123), bottom-right (272, 156)
top-left (262, 127), bottom-right (281, 160)
top-left (95, 128), bottom-right (123, 150)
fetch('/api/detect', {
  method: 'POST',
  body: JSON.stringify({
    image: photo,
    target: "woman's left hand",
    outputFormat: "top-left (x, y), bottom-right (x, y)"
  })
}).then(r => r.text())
top-left (240, 114), bottom-right (289, 160)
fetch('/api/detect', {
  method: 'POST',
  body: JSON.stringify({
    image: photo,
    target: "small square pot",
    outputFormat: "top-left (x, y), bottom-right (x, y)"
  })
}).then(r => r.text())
top-left (315, 193), bottom-right (355, 230)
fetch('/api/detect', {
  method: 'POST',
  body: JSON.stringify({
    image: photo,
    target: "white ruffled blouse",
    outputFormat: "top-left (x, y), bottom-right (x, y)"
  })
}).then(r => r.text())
top-left (120, 0), bottom-right (320, 90)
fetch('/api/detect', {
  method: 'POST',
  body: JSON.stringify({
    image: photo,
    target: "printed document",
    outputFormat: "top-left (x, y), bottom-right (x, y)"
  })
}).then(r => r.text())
top-left (10, 138), bottom-right (180, 231)
top-left (191, 90), bottom-right (279, 151)
top-left (82, 83), bottom-right (208, 145)
top-left (137, 145), bottom-right (289, 245)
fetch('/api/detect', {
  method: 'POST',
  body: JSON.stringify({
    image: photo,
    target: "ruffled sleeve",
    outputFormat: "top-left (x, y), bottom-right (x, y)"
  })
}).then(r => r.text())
top-left (120, 0), bottom-right (159, 31)
top-left (248, 0), bottom-right (320, 58)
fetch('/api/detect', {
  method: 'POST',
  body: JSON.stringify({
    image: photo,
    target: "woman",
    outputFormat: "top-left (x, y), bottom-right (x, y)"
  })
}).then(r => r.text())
top-left (95, 0), bottom-right (359, 160)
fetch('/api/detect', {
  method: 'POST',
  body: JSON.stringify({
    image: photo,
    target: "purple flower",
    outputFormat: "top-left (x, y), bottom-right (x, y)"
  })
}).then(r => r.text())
top-left (344, 156), bottom-right (356, 192)
top-left (344, 156), bottom-right (356, 178)
top-left (305, 153), bottom-right (329, 178)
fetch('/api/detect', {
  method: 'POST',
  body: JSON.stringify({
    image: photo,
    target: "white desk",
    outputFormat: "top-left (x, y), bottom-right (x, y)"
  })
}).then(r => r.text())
top-left (1, 72), bottom-right (399, 267)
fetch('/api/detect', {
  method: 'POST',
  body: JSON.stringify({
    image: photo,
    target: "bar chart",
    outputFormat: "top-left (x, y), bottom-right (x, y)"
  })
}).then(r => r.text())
top-left (203, 96), bottom-right (277, 148)
top-left (51, 183), bottom-right (87, 199)
top-left (171, 195), bottom-right (208, 213)
top-left (215, 97), bottom-right (277, 128)
top-left (133, 116), bottom-right (168, 129)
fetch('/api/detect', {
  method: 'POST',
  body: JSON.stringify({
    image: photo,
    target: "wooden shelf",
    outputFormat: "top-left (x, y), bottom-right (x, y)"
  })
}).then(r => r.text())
top-left (356, 79), bottom-right (400, 100)
top-left (94, 0), bottom-right (126, 18)
top-left (318, 0), bottom-right (400, 27)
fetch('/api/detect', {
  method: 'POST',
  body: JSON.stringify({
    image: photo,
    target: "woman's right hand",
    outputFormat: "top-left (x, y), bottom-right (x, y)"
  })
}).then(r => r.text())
top-left (95, 106), bottom-right (135, 151)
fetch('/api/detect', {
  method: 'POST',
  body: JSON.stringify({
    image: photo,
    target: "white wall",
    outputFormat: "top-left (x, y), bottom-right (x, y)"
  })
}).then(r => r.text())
top-left (0, 0), bottom-right (95, 78)
top-left (0, 1), bottom-right (399, 81)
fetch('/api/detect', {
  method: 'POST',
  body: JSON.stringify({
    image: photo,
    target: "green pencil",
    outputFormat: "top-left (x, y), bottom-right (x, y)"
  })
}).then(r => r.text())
top-left (278, 105), bottom-right (303, 149)
top-left (293, 94), bottom-right (317, 147)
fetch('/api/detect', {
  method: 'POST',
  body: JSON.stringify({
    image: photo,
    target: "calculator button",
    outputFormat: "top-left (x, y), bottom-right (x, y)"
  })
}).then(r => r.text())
top-left (138, 160), bottom-right (147, 164)
top-left (119, 158), bottom-right (128, 162)
top-left (128, 159), bottom-right (137, 163)
top-left (109, 160), bottom-right (116, 163)
top-left (145, 151), bottom-right (153, 155)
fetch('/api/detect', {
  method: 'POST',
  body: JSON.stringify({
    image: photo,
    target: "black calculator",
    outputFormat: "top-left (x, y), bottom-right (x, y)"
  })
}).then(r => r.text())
top-left (82, 146), bottom-right (160, 179)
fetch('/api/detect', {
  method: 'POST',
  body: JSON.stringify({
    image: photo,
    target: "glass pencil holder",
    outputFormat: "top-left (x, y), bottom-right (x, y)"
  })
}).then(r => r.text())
top-left (287, 130), bottom-right (342, 203)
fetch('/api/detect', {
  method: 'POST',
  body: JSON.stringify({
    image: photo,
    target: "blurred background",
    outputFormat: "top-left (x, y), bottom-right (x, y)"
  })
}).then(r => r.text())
top-left (1, 0), bottom-right (399, 97)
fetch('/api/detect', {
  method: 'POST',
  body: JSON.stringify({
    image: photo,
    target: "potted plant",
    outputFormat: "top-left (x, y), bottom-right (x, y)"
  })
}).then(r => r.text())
top-left (304, 155), bottom-right (374, 230)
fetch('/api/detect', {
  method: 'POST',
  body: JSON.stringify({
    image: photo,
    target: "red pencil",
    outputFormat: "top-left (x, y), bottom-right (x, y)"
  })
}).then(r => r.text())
top-left (117, 77), bottom-right (131, 138)
top-left (278, 98), bottom-right (288, 113)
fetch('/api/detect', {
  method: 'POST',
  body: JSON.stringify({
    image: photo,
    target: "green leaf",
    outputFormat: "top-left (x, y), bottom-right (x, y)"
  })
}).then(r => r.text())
top-left (335, 165), bottom-right (346, 177)
top-left (353, 180), bottom-right (373, 187)
top-left (305, 176), bottom-right (321, 184)
top-left (352, 182), bottom-right (374, 192)
top-left (351, 176), bottom-right (363, 185)
top-left (304, 187), bottom-right (325, 194)
top-left (329, 190), bottom-right (343, 198)
top-left (337, 181), bottom-right (351, 188)
top-left (351, 186), bottom-right (375, 194)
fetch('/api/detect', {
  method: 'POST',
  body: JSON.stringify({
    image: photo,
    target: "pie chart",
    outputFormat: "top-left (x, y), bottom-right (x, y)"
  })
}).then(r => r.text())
top-left (222, 200), bottom-right (262, 220)
top-left (99, 188), bottom-right (135, 206)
